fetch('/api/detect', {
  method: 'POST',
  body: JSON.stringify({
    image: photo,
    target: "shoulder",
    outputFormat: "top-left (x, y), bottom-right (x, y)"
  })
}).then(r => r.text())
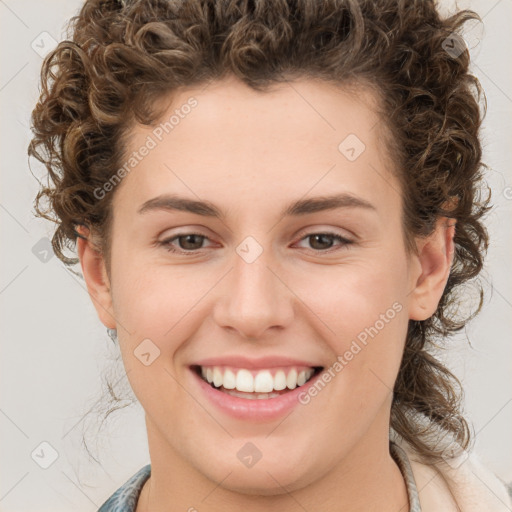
top-left (397, 440), bottom-right (511, 512)
top-left (97, 464), bottom-right (151, 512)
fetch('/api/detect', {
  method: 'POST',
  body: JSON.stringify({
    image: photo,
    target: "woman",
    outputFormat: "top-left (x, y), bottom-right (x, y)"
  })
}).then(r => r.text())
top-left (28, 0), bottom-right (511, 510)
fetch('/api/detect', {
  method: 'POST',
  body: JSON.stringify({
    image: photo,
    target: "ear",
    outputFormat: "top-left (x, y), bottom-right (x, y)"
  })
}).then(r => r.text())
top-left (408, 218), bottom-right (456, 321)
top-left (76, 225), bottom-right (116, 329)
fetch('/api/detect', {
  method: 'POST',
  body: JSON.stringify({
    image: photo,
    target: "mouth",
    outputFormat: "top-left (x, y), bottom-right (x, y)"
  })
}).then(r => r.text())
top-left (191, 365), bottom-right (324, 400)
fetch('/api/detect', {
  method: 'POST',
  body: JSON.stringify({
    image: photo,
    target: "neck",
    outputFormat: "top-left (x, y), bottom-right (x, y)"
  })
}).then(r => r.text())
top-left (137, 416), bottom-right (409, 512)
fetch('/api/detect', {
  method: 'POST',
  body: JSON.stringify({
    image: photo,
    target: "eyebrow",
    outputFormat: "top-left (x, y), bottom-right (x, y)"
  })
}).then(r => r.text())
top-left (137, 193), bottom-right (376, 218)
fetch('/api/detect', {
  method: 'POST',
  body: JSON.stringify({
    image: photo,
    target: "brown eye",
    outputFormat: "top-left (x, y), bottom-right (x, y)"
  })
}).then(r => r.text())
top-left (295, 232), bottom-right (354, 252)
top-left (159, 233), bottom-right (213, 254)
top-left (308, 234), bottom-right (336, 250)
top-left (176, 234), bottom-right (205, 250)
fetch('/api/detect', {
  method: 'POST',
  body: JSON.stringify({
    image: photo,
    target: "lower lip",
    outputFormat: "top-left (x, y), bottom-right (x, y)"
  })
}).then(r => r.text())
top-left (191, 368), bottom-right (321, 421)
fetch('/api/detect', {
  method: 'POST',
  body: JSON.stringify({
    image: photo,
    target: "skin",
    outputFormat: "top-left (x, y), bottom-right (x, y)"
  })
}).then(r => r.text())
top-left (77, 75), bottom-right (455, 512)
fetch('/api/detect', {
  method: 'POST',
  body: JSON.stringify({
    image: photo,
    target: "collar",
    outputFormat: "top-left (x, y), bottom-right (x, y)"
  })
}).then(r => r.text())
top-left (396, 439), bottom-right (512, 512)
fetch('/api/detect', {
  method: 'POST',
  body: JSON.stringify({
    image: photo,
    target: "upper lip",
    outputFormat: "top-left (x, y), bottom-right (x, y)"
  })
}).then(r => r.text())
top-left (192, 355), bottom-right (323, 369)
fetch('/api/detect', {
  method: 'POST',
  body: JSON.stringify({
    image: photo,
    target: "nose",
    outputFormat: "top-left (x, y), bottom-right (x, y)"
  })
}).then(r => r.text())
top-left (212, 248), bottom-right (294, 340)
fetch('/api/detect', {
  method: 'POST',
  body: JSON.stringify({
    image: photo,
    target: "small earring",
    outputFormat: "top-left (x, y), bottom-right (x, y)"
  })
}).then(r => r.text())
top-left (107, 328), bottom-right (118, 343)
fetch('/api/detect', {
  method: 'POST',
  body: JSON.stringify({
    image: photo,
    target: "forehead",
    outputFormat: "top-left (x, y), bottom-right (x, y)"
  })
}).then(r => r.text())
top-left (114, 76), bottom-right (400, 218)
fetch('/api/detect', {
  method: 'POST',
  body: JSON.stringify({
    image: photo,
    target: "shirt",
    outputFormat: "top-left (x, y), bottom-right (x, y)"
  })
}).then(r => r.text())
top-left (97, 441), bottom-right (422, 511)
top-left (98, 464), bottom-right (151, 512)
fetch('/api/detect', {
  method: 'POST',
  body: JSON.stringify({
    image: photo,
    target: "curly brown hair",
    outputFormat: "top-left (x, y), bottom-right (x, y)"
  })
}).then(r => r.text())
top-left (28, 0), bottom-right (490, 463)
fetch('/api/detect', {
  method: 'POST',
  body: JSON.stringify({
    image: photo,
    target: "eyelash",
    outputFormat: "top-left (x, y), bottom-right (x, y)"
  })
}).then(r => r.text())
top-left (158, 231), bottom-right (354, 255)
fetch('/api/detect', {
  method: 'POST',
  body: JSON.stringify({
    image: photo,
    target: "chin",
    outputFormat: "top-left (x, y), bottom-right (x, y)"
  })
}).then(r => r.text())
top-left (195, 452), bottom-right (318, 497)
top-left (216, 470), bottom-right (305, 497)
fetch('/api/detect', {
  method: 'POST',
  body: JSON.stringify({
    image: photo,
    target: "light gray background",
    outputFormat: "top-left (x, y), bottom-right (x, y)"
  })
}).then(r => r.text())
top-left (1, 1), bottom-right (511, 510)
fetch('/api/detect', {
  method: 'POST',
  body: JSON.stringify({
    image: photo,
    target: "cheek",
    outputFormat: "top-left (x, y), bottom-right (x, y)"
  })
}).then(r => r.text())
top-left (111, 266), bottom-right (195, 412)
top-left (109, 261), bottom-right (221, 404)
top-left (293, 257), bottom-right (409, 389)
top-left (110, 254), bottom-right (206, 336)
top-left (294, 258), bottom-right (408, 337)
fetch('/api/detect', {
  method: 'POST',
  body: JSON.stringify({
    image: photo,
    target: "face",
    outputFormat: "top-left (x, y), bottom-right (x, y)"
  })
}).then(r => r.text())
top-left (80, 76), bottom-right (450, 494)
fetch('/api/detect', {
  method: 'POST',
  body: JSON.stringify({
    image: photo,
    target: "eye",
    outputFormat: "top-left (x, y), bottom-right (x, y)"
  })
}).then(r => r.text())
top-left (295, 232), bottom-right (353, 252)
top-left (158, 230), bottom-right (354, 255)
top-left (159, 233), bottom-right (213, 254)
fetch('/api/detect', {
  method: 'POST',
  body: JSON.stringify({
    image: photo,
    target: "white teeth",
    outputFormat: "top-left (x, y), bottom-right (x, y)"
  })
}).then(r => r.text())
top-left (236, 369), bottom-right (254, 392)
top-left (213, 367), bottom-right (223, 387)
top-left (254, 370), bottom-right (274, 393)
top-left (286, 368), bottom-right (298, 389)
top-left (274, 370), bottom-right (287, 390)
top-left (224, 390), bottom-right (281, 400)
top-left (223, 369), bottom-right (236, 389)
top-left (199, 366), bottom-right (317, 393)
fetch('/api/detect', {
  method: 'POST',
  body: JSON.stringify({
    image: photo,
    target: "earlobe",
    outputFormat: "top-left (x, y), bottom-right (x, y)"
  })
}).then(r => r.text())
top-left (76, 226), bottom-right (116, 329)
top-left (408, 218), bottom-right (456, 321)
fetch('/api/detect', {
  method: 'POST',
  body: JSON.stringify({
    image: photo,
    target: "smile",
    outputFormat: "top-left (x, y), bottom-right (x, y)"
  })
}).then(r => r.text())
top-left (193, 365), bottom-right (323, 400)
